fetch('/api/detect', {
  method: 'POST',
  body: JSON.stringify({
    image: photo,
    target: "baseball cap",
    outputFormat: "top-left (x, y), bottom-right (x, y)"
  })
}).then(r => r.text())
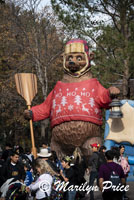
top-left (90, 143), bottom-right (100, 148)
top-left (62, 156), bottom-right (72, 163)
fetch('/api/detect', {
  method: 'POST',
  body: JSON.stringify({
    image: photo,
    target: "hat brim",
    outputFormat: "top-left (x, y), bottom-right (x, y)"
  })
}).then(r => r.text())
top-left (90, 145), bottom-right (98, 148)
top-left (37, 153), bottom-right (52, 158)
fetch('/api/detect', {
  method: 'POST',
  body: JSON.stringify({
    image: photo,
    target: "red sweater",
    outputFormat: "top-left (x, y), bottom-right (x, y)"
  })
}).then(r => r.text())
top-left (31, 78), bottom-right (111, 127)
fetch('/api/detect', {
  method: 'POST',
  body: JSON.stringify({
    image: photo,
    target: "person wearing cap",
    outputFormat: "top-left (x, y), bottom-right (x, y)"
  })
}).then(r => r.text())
top-left (60, 156), bottom-right (76, 200)
top-left (37, 148), bottom-right (52, 159)
top-left (41, 142), bottom-right (51, 153)
top-left (37, 148), bottom-right (60, 174)
top-left (88, 143), bottom-right (100, 200)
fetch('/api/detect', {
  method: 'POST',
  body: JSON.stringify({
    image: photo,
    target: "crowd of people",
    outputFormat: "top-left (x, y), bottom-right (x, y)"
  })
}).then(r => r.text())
top-left (88, 144), bottom-right (130, 200)
top-left (0, 142), bottom-right (130, 200)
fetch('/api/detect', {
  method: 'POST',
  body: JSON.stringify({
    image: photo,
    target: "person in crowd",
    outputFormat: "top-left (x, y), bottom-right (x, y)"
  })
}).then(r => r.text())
top-left (110, 145), bottom-right (130, 200)
top-left (26, 159), bottom-right (57, 200)
top-left (111, 145), bottom-right (130, 178)
top-left (98, 145), bottom-right (107, 170)
top-left (71, 147), bottom-right (87, 199)
top-left (1, 143), bottom-right (12, 162)
top-left (60, 156), bottom-right (76, 200)
top-left (41, 142), bottom-right (49, 149)
top-left (14, 146), bottom-right (24, 162)
top-left (50, 150), bottom-right (63, 171)
top-left (119, 145), bottom-right (126, 156)
top-left (24, 163), bottom-right (34, 200)
top-left (41, 142), bottom-right (51, 152)
top-left (24, 163), bottom-right (33, 186)
top-left (88, 143), bottom-right (100, 200)
top-left (119, 145), bottom-right (130, 176)
top-left (37, 148), bottom-right (59, 174)
top-left (37, 148), bottom-right (52, 160)
top-left (14, 145), bottom-right (20, 154)
top-left (118, 145), bottom-right (130, 200)
top-left (25, 148), bottom-right (34, 162)
top-left (24, 147), bottom-right (34, 169)
top-left (72, 147), bottom-right (87, 185)
top-left (0, 151), bottom-right (26, 185)
top-left (14, 146), bottom-right (34, 171)
top-left (111, 146), bottom-right (120, 164)
top-left (99, 150), bottom-right (126, 200)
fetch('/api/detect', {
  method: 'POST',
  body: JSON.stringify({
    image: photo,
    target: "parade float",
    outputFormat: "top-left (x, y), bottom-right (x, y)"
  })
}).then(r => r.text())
top-left (104, 100), bottom-right (134, 181)
top-left (23, 39), bottom-right (119, 159)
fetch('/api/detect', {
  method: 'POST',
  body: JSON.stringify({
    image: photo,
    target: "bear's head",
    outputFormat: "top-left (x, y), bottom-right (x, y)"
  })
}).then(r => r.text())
top-left (63, 39), bottom-right (94, 77)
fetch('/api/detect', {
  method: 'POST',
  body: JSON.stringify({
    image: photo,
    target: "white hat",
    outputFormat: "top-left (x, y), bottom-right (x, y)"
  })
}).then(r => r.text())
top-left (37, 148), bottom-right (51, 158)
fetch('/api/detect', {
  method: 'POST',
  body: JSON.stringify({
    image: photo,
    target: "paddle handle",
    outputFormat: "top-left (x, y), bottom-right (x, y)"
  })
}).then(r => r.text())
top-left (28, 105), bottom-right (37, 159)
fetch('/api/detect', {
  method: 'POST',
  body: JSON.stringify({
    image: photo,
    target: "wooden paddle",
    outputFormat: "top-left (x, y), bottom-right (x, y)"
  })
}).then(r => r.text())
top-left (15, 73), bottom-right (37, 158)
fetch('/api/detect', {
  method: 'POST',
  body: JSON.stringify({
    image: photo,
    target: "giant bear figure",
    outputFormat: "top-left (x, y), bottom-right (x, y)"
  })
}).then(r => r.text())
top-left (24, 39), bottom-right (119, 158)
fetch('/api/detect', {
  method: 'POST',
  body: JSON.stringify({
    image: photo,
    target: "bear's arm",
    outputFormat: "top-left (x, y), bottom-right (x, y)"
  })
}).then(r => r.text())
top-left (96, 81), bottom-right (112, 109)
top-left (31, 90), bottom-right (53, 121)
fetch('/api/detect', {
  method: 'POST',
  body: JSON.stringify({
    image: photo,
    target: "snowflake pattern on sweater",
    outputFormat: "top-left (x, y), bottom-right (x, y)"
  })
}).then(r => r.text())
top-left (31, 78), bottom-right (111, 127)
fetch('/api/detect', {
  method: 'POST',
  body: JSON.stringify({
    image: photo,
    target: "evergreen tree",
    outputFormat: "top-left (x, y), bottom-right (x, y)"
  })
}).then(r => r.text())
top-left (74, 95), bottom-right (82, 105)
top-left (61, 96), bottom-right (67, 106)
top-left (51, 0), bottom-right (134, 98)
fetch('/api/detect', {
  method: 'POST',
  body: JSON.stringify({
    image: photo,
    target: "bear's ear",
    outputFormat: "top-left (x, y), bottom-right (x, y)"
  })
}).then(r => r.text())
top-left (89, 52), bottom-right (94, 60)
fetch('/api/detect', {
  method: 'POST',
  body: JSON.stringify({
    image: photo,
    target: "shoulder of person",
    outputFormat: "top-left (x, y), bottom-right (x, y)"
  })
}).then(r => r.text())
top-left (113, 161), bottom-right (121, 167)
top-left (16, 161), bottom-right (24, 168)
top-left (110, 162), bottom-right (123, 171)
top-left (93, 152), bottom-right (100, 157)
top-left (70, 166), bottom-right (76, 172)
top-left (26, 170), bottom-right (32, 175)
top-left (65, 166), bottom-right (73, 172)
top-left (65, 167), bottom-right (74, 175)
top-left (121, 156), bottom-right (128, 163)
top-left (98, 163), bottom-right (106, 171)
top-left (40, 173), bottom-right (53, 180)
top-left (100, 162), bottom-right (115, 170)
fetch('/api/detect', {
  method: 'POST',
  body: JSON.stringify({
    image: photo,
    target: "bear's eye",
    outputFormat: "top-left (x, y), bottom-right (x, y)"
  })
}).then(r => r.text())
top-left (68, 56), bottom-right (73, 61)
top-left (77, 56), bottom-right (82, 61)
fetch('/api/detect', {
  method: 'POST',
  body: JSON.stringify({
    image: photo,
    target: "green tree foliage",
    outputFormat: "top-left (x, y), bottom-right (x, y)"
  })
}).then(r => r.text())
top-left (51, 0), bottom-right (134, 98)
top-left (0, 1), bottom-right (64, 147)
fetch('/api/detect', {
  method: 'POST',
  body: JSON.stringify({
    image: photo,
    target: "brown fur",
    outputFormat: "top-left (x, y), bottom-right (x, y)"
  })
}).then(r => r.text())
top-left (50, 72), bottom-right (102, 158)
top-left (62, 71), bottom-right (93, 83)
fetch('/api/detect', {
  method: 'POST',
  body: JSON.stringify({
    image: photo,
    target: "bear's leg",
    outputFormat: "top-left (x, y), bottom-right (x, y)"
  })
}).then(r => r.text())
top-left (50, 136), bottom-right (64, 160)
top-left (50, 136), bottom-right (75, 160)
